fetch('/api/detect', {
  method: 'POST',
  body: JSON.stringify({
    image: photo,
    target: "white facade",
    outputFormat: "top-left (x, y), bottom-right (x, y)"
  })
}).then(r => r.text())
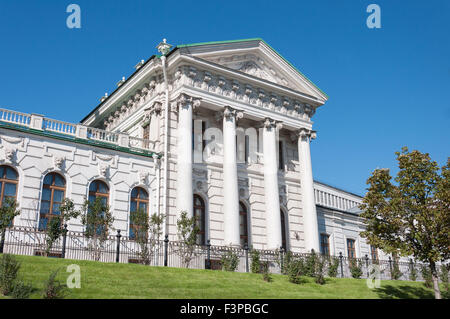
top-left (0, 38), bottom-right (381, 257)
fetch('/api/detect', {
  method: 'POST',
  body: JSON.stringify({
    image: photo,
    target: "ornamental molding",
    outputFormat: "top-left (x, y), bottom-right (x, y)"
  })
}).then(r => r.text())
top-left (1, 147), bottom-right (15, 163)
top-left (1, 136), bottom-right (24, 146)
top-left (53, 156), bottom-right (65, 170)
top-left (215, 106), bottom-right (244, 122)
top-left (103, 75), bottom-right (164, 131)
top-left (171, 65), bottom-right (316, 122)
top-left (261, 118), bottom-right (283, 130)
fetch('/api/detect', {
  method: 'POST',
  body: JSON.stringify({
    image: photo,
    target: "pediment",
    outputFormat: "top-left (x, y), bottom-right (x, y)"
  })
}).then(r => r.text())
top-left (178, 39), bottom-right (327, 102)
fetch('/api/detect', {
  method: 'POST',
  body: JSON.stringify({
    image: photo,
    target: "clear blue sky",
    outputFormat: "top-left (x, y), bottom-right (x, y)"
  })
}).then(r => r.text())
top-left (1, 0), bottom-right (449, 196)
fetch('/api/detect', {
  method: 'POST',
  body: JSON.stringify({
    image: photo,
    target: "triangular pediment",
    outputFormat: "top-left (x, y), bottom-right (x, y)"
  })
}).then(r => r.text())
top-left (177, 39), bottom-right (327, 102)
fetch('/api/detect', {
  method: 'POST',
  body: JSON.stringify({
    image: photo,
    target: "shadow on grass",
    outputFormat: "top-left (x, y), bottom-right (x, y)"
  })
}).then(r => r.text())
top-left (375, 284), bottom-right (434, 299)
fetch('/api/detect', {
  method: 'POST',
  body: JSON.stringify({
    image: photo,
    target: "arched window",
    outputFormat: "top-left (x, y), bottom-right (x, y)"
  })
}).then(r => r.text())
top-left (38, 172), bottom-right (66, 230)
top-left (129, 187), bottom-right (149, 240)
top-left (89, 180), bottom-right (109, 205)
top-left (239, 202), bottom-right (248, 247)
top-left (193, 194), bottom-right (206, 245)
top-left (0, 165), bottom-right (18, 207)
top-left (280, 210), bottom-right (287, 250)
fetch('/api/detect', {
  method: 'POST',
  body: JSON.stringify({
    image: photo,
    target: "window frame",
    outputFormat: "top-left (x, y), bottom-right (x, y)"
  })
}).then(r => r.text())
top-left (193, 194), bottom-right (206, 245)
top-left (0, 165), bottom-right (18, 208)
top-left (320, 233), bottom-right (330, 256)
top-left (39, 172), bottom-right (66, 231)
top-left (347, 238), bottom-right (356, 259)
top-left (239, 202), bottom-right (249, 247)
top-left (129, 187), bottom-right (149, 240)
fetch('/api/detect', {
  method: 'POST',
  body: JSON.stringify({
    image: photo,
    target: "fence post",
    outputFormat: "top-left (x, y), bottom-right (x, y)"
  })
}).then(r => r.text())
top-left (164, 234), bottom-right (169, 267)
top-left (0, 221), bottom-right (4, 254)
top-left (244, 243), bottom-right (249, 273)
top-left (61, 224), bottom-right (68, 259)
top-left (388, 256), bottom-right (393, 277)
top-left (280, 246), bottom-right (285, 274)
top-left (365, 254), bottom-right (369, 277)
top-left (205, 240), bottom-right (211, 270)
top-left (339, 252), bottom-right (344, 278)
top-left (115, 230), bottom-right (121, 263)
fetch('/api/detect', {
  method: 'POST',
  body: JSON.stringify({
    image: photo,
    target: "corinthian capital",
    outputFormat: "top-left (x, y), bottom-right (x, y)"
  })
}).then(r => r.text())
top-left (220, 106), bottom-right (244, 122)
top-left (261, 118), bottom-right (283, 131)
top-left (291, 128), bottom-right (317, 142)
top-left (173, 93), bottom-right (201, 113)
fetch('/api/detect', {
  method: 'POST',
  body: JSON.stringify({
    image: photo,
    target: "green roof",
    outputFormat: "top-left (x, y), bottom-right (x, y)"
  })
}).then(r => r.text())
top-left (176, 38), bottom-right (328, 98)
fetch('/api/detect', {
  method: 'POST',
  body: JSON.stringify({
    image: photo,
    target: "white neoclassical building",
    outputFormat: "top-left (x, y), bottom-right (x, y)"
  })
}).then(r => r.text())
top-left (0, 38), bottom-right (383, 260)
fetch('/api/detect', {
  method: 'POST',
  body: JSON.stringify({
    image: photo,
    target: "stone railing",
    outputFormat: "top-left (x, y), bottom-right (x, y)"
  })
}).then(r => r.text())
top-left (0, 107), bottom-right (156, 154)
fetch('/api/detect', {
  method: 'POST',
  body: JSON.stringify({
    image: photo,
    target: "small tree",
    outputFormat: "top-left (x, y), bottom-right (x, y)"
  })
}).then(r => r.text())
top-left (421, 264), bottom-right (433, 288)
top-left (0, 198), bottom-right (21, 248)
top-left (44, 198), bottom-right (80, 257)
top-left (42, 269), bottom-right (67, 299)
top-left (349, 258), bottom-right (363, 279)
top-left (250, 249), bottom-right (261, 274)
top-left (130, 208), bottom-right (165, 265)
top-left (327, 256), bottom-right (340, 278)
top-left (81, 197), bottom-right (114, 261)
top-left (0, 254), bottom-right (20, 296)
top-left (390, 255), bottom-right (403, 280)
top-left (360, 148), bottom-right (450, 299)
top-left (176, 211), bottom-right (200, 268)
top-left (440, 264), bottom-right (449, 292)
top-left (221, 249), bottom-right (239, 272)
top-left (409, 260), bottom-right (418, 282)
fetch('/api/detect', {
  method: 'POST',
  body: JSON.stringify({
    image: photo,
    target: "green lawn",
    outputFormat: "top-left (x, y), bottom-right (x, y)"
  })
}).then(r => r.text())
top-left (0, 254), bottom-right (446, 299)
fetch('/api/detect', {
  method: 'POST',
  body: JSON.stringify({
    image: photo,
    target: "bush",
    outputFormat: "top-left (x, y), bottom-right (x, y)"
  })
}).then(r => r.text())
top-left (11, 280), bottom-right (33, 299)
top-left (409, 262), bottom-right (418, 281)
top-left (390, 259), bottom-right (402, 280)
top-left (221, 250), bottom-right (239, 272)
top-left (314, 255), bottom-right (326, 285)
top-left (304, 251), bottom-right (317, 277)
top-left (328, 257), bottom-right (340, 278)
top-left (349, 258), bottom-right (362, 279)
top-left (440, 264), bottom-right (449, 291)
top-left (261, 261), bottom-right (272, 282)
top-left (0, 254), bottom-right (21, 296)
top-left (42, 269), bottom-right (67, 299)
top-left (287, 258), bottom-right (305, 284)
top-left (421, 265), bottom-right (433, 289)
top-left (250, 249), bottom-right (261, 274)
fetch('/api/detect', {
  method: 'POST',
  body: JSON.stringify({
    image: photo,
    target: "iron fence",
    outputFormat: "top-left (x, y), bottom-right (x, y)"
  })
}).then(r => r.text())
top-left (0, 226), bottom-right (440, 283)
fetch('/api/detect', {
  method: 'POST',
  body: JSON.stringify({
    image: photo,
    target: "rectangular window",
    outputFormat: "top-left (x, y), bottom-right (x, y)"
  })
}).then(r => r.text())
top-left (347, 239), bottom-right (356, 259)
top-left (370, 246), bottom-right (378, 261)
top-left (320, 234), bottom-right (330, 256)
top-left (278, 141), bottom-right (284, 170)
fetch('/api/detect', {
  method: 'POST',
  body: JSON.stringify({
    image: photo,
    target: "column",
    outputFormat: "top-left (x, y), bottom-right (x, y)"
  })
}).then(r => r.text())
top-left (262, 118), bottom-right (282, 250)
top-left (295, 128), bottom-right (319, 252)
top-left (176, 94), bottom-right (200, 218)
top-left (222, 106), bottom-right (243, 246)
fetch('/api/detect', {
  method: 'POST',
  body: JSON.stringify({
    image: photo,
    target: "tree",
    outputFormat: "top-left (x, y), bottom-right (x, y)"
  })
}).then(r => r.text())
top-left (176, 211), bottom-right (200, 268)
top-left (360, 147), bottom-right (450, 299)
top-left (0, 198), bottom-right (21, 249)
top-left (81, 197), bottom-right (114, 261)
top-left (130, 208), bottom-right (165, 265)
top-left (44, 198), bottom-right (80, 257)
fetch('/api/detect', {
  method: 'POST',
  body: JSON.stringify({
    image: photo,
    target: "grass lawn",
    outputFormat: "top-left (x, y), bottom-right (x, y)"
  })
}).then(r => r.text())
top-left (0, 254), bottom-right (446, 299)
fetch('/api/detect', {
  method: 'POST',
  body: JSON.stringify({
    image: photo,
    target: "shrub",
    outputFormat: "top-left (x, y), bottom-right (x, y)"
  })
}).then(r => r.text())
top-left (262, 261), bottom-right (272, 282)
top-left (409, 261), bottom-right (418, 282)
top-left (314, 255), bottom-right (326, 285)
top-left (304, 251), bottom-right (317, 277)
top-left (390, 258), bottom-right (402, 280)
top-left (221, 250), bottom-right (239, 272)
top-left (440, 264), bottom-right (449, 291)
top-left (349, 258), bottom-right (363, 279)
top-left (0, 254), bottom-right (21, 296)
top-left (11, 280), bottom-right (33, 299)
top-left (250, 249), bottom-right (261, 274)
top-left (287, 258), bottom-right (305, 284)
top-left (42, 269), bottom-right (67, 299)
top-left (327, 257), bottom-right (340, 278)
top-left (421, 264), bottom-right (433, 289)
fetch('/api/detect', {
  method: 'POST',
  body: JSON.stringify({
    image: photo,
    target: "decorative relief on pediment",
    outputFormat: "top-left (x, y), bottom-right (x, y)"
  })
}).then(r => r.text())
top-left (1, 147), bottom-right (16, 163)
top-left (171, 65), bottom-right (316, 122)
top-left (204, 54), bottom-right (293, 89)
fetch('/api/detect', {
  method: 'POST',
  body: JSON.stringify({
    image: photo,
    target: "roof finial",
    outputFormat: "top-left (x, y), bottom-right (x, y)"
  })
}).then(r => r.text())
top-left (157, 38), bottom-right (172, 56)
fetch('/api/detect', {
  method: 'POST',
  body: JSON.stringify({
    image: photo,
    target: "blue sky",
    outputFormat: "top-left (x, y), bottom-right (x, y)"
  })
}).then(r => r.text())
top-left (0, 0), bottom-right (449, 196)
